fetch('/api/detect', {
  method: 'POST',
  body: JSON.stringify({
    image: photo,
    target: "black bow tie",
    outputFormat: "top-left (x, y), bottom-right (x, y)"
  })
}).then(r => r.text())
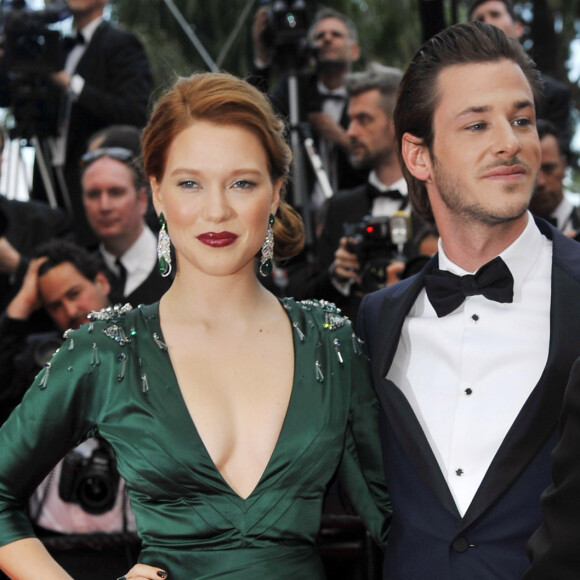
top-left (425, 256), bottom-right (514, 317)
top-left (63, 31), bottom-right (85, 52)
top-left (367, 183), bottom-right (404, 201)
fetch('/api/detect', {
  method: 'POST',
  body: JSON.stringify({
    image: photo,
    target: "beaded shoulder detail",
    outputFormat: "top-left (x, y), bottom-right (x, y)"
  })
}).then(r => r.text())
top-left (283, 298), bottom-right (349, 331)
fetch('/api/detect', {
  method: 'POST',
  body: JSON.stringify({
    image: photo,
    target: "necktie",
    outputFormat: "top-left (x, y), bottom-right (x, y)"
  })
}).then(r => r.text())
top-left (425, 256), bottom-right (514, 318)
top-left (366, 182), bottom-right (404, 201)
top-left (113, 258), bottom-right (127, 301)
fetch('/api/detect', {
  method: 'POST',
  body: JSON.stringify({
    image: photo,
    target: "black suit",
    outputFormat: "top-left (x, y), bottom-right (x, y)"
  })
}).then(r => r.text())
top-left (357, 218), bottom-right (580, 579)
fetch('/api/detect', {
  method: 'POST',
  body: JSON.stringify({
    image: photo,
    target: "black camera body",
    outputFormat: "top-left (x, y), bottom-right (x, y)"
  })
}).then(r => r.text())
top-left (344, 213), bottom-right (411, 293)
top-left (1, 0), bottom-right (70, 139)
top-left (260, 0), bottom-right (312, 70)
top-left (58, 439), bottom-right (120, 515)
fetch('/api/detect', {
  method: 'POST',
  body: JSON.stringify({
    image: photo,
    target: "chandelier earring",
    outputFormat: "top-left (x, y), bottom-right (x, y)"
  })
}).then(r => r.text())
top-left (157, 213), bottom-right (172, 278)
top-left (259, 214), bottom-right (275, 277)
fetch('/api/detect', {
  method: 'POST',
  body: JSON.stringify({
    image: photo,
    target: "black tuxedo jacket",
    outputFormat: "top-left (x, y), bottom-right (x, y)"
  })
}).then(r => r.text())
top-left (357, 218), bottom-right (580, 579)
top-left (524, 357), bottom-right (580, 578)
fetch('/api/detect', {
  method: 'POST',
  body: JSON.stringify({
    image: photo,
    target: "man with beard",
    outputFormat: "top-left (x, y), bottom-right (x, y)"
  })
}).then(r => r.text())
top-left (356, 22), bottom-right (580, 579)
top-left (302, 64), bottom-right (430, 321)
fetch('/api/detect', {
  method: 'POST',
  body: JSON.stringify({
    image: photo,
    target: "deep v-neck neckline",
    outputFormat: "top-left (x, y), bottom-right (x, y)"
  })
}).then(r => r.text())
top-left (150, 299), bottom-right (298, 501)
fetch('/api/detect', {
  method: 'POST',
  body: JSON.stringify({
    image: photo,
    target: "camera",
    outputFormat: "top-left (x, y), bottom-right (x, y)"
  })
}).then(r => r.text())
top-left (259, 0), bottom-right (314, 71)
top-left (344, 212), bottom-right (411, 293)
top-left (0, 0), bottom-right (71, 139)
top-left (59, 438), bottom-right (120, 515)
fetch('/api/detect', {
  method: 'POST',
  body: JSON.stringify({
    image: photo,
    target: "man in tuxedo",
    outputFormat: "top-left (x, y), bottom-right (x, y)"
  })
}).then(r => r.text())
top-left (309, 64), bottom-right (430, 321)
top-left (0, 0), bottom-right (153, 247)
top-left (468, 0), bottom-right (572, 155)
top-left (81, 126), bottom-right (172, 307)
top-left (357, 22), bottom-right (580, 579)
top-left (529, 119), bottom-right (580, 236)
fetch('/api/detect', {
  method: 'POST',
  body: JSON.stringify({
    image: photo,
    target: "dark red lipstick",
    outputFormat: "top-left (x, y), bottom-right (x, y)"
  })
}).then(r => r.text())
top-left (197, 232), bottom-right (238, 247)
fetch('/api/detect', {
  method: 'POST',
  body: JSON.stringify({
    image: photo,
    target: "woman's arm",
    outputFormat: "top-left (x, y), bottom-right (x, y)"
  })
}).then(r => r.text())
top-left (0, 538), bottom-right (73, 579)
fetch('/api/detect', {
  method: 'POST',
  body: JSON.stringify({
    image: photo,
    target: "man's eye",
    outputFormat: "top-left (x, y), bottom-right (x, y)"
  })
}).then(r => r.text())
top-left (467, 122), bottom-right (486, 131)
top-left (514, 118), bottom-right (532, 128)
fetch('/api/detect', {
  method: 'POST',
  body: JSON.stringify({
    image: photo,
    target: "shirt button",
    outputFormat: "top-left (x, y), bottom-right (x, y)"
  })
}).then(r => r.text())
top-left (456, 468), bottom-right (464, 476)
top-left (465, 388), bottom-right (473, 395)
top-left (472, 313), bottom-right (479, 322)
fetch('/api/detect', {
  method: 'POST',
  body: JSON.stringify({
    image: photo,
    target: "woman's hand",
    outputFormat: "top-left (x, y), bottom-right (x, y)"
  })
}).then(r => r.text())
top-left (118, 564), bottom-right (167, 579)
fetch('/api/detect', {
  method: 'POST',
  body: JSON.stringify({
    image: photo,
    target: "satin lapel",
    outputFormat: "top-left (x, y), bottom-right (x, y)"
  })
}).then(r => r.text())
top-left (461, 262), bottom-right (580, 531)
top-left (369, 256), bottom-right (459, 515)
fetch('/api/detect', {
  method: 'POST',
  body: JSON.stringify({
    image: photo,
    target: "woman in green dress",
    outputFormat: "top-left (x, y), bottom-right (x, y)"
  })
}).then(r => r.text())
top-left (0, 72), bottom-right (390, 579)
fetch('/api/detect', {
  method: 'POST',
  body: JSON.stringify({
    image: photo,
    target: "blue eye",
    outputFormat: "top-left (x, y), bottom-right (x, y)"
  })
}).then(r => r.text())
top-left (233, 180), bottom-right (256, 190)
top-left (178, 180), bottom-right (199, 190)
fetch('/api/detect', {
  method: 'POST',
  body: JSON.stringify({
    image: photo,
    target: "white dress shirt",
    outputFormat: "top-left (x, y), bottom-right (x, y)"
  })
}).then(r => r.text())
top-left (387, 213), bottom-right (552, 516)
top-left (101, 226), bottom-right (157, 298)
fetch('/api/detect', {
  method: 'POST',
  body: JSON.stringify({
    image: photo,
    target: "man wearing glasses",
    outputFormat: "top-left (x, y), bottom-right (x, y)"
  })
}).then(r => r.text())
top-left (81, 126), bottom-right (172, 307)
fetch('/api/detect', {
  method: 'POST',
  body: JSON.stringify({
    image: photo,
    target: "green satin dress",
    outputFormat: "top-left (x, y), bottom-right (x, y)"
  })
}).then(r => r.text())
top-left (0, 298), bottom-right (390, 579)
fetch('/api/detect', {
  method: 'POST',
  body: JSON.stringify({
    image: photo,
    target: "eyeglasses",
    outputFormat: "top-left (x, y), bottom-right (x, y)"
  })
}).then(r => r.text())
top-left (80, 147), bottom-right (135, 168)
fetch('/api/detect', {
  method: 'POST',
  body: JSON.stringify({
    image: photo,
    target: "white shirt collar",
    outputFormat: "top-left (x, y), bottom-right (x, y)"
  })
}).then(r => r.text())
top-left (368, 171), bottom-right (408, 195)
top-left (438, 212), bottom-right (546, 297)
top-left (316, 81), bottom-right (347, 98)
top-left (551, 197), bottom-right (574, 231)
top-left (76, 16), bottom-right (103, 45)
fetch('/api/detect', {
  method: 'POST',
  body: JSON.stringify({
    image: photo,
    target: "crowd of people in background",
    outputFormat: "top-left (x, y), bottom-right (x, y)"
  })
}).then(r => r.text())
top-left (0, 0), bottom-right (579, 578)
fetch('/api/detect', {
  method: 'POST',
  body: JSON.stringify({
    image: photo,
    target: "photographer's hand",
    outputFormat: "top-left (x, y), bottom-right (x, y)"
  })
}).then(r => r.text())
top-left (6, 257), bottom-right (47, 321)
top-left (50, 71), bottom-right (71, 91)
top-left (308, 112), bottom-right (350, 151)
top-left (0, 237), bottom-right (20, 274)
top-left (330, 237), bottom-right (361, 286)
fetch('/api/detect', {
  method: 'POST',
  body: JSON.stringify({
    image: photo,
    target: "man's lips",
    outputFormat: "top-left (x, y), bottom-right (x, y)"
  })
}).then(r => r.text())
top-left (483, 165), bottom-right (527, 179)
top-left (197, 232), bottom-right (238, 247)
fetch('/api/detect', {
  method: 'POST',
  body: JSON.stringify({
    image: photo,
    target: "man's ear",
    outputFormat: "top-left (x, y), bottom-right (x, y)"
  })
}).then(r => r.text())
top-left (95, 271), bottom-right (111, 298)
top-left (401, 132), bottom-right (432, 182)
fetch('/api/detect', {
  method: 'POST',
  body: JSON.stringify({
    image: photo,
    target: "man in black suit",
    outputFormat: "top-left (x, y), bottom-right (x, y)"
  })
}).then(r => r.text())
top-left (468, 0), bottom-right (572, 155)
top-left (81, 126), bottom-right (172, 307)
top-left (0, 0), bottom-right (153, 247)
top-left (309, 64), bottom-right (430, 321)
top-left (357, 22), bottom-right (580, 579)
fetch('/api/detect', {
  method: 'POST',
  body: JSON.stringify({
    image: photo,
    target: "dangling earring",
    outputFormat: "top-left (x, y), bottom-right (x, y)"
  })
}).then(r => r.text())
top-left (259, 214), bottom-right (275, 277)
top-left (157, 213), bottom-right (172, 278)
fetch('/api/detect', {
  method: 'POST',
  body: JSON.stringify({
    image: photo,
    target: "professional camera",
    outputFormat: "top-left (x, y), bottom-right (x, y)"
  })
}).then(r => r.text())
top-left (59, 438), bottom-right (120, 515)
top-left (344, 212), bottom-right (411, 293)
top-left (0, 0), bottom-right (71, 139)
top-left (259, 0), bottom-right (314, 71)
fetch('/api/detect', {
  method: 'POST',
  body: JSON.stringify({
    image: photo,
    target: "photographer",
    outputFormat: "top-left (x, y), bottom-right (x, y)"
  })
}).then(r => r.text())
top-left (0, 0), bottom-right (153, 248)
top-left (252, 6), bottom-right (367, 212)
top-left (313, 64), bottom-right (432, 321)
top-left (0, 239), bottom-right (137, 579)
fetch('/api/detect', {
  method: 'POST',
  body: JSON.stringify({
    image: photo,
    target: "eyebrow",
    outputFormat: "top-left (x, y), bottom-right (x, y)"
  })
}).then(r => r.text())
top-left (456, 99), bottom-right (534, 119)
